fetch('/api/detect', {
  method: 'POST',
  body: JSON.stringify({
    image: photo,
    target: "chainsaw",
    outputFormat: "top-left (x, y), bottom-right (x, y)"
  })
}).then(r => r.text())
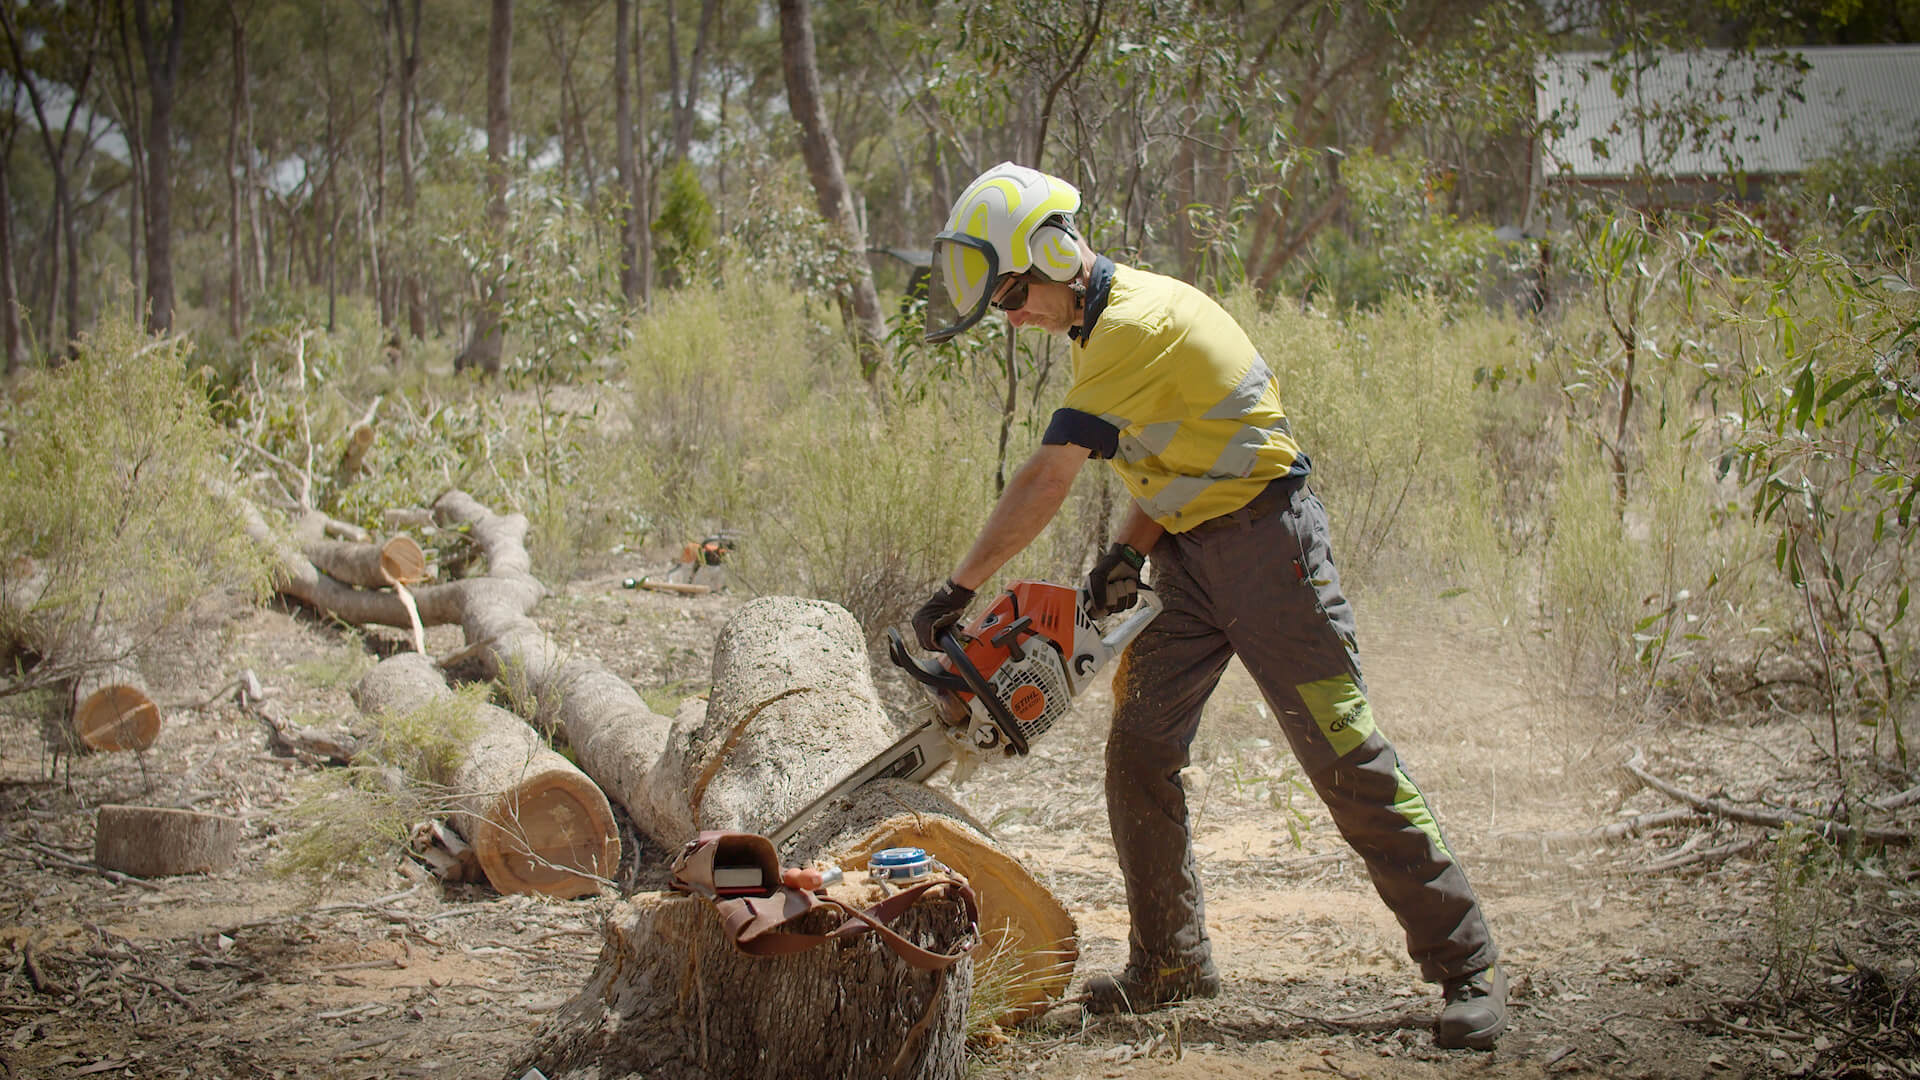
top-left (769, 580), bottom-right (1163, 849)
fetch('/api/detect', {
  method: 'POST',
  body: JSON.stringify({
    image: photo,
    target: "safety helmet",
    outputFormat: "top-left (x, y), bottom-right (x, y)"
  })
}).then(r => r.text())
top-left (925, 162), bottom-right (1083, 343)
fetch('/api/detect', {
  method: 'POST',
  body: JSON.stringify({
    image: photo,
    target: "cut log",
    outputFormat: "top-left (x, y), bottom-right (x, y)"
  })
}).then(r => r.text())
top-left (784, 779), bottom-right (1078, 1027)
top-left (71, 662), bottom-right (161, 752)
top-left (642, 596), bottom-right (900, 844)
top-left (354, 652), bottom-right (620, 898)
top-left (513, 884), bottom-right (975, 1080)
top-left (304, 533), bottom-right (428, 588)
top-left (93, 805), bottom-right (241, 877)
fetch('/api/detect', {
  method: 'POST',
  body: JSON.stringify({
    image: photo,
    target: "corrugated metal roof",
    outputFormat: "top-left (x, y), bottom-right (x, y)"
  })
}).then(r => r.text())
top-left (1539, 45), bottom-right (1920, 179)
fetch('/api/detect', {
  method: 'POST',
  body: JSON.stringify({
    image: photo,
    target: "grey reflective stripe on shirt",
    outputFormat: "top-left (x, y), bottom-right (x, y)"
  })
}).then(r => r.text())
top-left (1135, 423), bottom-right (1280, 520)
top-left (1202, 354), bottom-right (1275, 421)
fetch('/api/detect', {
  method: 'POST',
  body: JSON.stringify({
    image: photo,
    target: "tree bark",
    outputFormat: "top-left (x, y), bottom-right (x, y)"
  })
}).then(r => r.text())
top-left (455, 0), bottom-right (512, 376)
top-left (642, 597), bottom-right (901, 844)
top-left (93, 805), bottom-right (241, 878)
top-left (394, 0), bottom-right (425, 341)
top-left (777, 0), bottom-right (890, 393)
top-left (302, 533), bottom-right (426, 589)
top-left (354, 652), bottom-right (620, 898)
top-left (133, 0), bottom-right (184, 335)
top-left (515, 884), bottom-right (974, 1080)
top-left (226, 0), bottom-right (248, 338)
top-left (614, 0), bottom-right (641, 303)
top-left (1, 134), bottom-right (20, 376)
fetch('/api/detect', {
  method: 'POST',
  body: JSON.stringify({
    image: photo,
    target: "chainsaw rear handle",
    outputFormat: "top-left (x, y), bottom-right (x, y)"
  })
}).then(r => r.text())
top-left (1095, 586), bottom-right (1164, 654)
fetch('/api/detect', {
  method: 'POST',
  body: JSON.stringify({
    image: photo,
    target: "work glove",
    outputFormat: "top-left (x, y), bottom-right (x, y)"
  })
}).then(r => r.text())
top-left (1086, 542), bottom-right (1145, 618)
top-left (912, 579), bottom-right (975, 651)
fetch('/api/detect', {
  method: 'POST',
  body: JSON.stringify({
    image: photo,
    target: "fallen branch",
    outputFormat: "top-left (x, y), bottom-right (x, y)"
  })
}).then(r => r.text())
top-left (1623, 747), bottom-right (1913, 846)
top-left (1870, 783), bottom-right (1920, 813)
top-left (1643, 836), bottom-right (1764, 873)
top-left (1496, 806), bottom-right (1708, 851)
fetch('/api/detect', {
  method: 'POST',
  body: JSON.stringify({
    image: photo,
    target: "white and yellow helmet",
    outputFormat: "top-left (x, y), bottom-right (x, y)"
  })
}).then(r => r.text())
top-left (925, 162), bottom-right (1083, 343)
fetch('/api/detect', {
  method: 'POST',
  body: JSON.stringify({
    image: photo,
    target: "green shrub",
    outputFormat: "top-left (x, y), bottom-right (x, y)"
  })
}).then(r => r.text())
top-left (0, 311), bottom-right (273, 685)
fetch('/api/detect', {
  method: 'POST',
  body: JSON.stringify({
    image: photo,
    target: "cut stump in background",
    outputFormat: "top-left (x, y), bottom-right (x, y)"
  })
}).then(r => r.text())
top-left (93, 804), bottom-right (240, 877)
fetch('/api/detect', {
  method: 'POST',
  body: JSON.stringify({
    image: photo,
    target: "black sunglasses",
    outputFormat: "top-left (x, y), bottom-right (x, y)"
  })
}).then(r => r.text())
top-left (990, 274), bottom-right (1034, 312)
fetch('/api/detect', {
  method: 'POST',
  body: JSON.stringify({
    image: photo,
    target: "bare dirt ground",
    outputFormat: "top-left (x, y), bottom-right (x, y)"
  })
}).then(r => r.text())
top-left (3, 566), bottom-right (1916, 1080)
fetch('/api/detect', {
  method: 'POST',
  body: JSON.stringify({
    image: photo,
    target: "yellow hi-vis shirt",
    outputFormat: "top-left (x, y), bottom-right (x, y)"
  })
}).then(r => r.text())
top-left (1065, 263), bottom-right (1307, 532)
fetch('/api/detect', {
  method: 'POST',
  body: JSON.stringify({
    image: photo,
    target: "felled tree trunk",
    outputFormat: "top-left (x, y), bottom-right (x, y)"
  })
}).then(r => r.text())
top-left (640, 597), bottom-right (900, 843)
top-left (514, 885), bottom-right (975, 1080)
top-left (354, 652), bottom-right (619, 899)
top-left (71, 658), bottom-right (160, 753)
top-left (93, 804), bottom-right (240, 877)
top-left (303, 533), bottom-right (426, 588)
top-left (236, 489), bottom-right (681, 846)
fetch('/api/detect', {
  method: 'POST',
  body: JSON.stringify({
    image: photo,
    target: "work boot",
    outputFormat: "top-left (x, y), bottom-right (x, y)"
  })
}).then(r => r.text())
top-left (1083, 960), bottom-right (1220, 1014)
top-left (1435, 965), bottom-right (1507, 1049)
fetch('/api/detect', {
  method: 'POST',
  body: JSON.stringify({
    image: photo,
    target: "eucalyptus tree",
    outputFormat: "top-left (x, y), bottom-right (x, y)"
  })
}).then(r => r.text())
top-left (1, 0), bottom-right (108, 351)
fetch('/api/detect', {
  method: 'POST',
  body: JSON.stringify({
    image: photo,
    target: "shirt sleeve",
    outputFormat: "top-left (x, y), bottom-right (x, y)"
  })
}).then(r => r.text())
top-left (1041, 408), bottom-right (1120, 459)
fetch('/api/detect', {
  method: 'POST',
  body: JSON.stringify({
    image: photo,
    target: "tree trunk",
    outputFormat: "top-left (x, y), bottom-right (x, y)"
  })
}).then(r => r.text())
top-left (354, 652), bottom-right (620, 899)
top-left (226, 0), bottom-right (248, 338)
top-left (93, 805), bottom-right (241, 877)
top-left (776, 0), bottom-right (890, 393)
top-left (642, 597), bottom-right (902, 843)
top-left (71, 661), bottom-right (161, 753)
top-left (303, 533), bottom-right (426, 589)
top-left (394, 0), bottom-right (425, 341)
top-left (455, 0), bottom-right (512, 376)
top-left (134, 0), bottom-right (183, 335)
top-left (515, 884), bottom-right (974, 1080)
top-left (0, 135), bottom-right (20, 376)
top-left (614, 0), bottom-right (640, 304)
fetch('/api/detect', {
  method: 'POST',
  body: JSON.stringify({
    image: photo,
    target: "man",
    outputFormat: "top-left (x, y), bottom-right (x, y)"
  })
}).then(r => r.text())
top-left (911, 162), bottom-right (1506, 1050)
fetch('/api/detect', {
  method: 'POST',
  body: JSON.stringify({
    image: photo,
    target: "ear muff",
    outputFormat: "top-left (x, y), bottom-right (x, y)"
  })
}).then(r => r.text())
top-left (1028, 220), bottom-right (1082, 282)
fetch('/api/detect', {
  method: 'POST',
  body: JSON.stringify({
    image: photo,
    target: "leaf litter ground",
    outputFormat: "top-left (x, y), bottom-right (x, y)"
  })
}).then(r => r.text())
top-left (2, 571), bottom-right (1915, 1079)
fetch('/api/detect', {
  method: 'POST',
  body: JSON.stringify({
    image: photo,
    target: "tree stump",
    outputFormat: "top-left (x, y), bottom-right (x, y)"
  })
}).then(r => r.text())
top-left (93, 805), bottom-right (240, 877)
top-left (784, 779), bottom-right (1078, 1026)
top-left (354, 652), bottom-right (619, 898)
top-left (513, 884), bottom-right (975, 1080)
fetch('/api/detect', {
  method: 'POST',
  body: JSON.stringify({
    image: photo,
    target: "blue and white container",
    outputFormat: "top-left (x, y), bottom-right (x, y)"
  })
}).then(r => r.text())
top-left (869, 846), bottom-right (934, 883)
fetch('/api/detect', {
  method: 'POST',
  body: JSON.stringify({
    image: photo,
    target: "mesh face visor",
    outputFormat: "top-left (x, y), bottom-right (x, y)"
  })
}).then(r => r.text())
top-left (924, 231), bottom-right (1000, 344)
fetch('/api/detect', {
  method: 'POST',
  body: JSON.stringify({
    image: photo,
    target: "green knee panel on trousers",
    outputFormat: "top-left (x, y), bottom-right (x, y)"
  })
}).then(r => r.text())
top-left (1296, 672), bottom-right (1451, 859)
top-left (1295, 672), bottom-right (1376, 757)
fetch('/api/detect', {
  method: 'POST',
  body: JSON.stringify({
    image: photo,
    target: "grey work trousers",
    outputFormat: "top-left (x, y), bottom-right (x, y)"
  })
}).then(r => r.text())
top-left (1106, 478), bottom-right (1497, 984)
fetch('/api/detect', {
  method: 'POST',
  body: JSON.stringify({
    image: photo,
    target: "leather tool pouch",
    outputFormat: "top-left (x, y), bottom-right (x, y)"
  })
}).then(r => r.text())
top-left (669, 830), bottom-right (977, 972)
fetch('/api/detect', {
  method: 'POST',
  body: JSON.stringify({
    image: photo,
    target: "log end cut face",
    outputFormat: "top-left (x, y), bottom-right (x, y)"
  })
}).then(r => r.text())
top-left (472, 772), bottom-right (621, 900)
top-left (836, 810), bottom-right (1079, 1027)
top-left (76, 685), bottom-right (161, 752)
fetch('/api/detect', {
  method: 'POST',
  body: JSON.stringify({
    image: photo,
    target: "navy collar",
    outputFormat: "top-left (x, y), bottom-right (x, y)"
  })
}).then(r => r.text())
top-left (1069, 256), bottom-right (1116, 345)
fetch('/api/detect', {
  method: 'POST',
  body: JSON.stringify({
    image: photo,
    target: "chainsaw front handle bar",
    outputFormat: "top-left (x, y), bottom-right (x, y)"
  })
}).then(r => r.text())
top-left (936, 626), bottom-right (1032, 755)
top-left (883, 624), bottom-right (1030, 754)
